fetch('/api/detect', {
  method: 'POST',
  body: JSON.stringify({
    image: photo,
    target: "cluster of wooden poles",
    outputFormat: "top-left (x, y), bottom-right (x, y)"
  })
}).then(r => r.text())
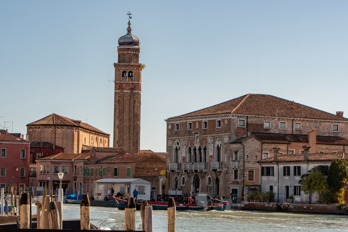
top-left (80, 195), bottom-right (177, 232)
top-left (0, 186), bottom-right (32, 217)
top-left (2, 187), bottom-right (177, 231)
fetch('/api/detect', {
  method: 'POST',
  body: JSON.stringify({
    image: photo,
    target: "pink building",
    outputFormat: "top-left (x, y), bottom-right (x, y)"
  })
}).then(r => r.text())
top-left (36, 153), bottom-right (89, 194)
top-left (0, 130), bottom-right (30, 191)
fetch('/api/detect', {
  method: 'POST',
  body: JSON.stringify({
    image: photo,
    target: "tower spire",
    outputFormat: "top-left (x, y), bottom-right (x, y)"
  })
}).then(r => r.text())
top-left (127, 11), bottom-right (132, 34)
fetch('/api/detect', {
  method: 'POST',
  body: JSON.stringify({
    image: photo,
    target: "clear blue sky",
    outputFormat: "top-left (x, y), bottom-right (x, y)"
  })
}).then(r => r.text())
top-left (1, 0), bottom-right (348, 152)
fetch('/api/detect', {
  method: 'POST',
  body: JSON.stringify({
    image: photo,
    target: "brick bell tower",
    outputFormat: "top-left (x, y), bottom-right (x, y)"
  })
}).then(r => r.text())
top-left (113, 12), bottom-right (142, 153)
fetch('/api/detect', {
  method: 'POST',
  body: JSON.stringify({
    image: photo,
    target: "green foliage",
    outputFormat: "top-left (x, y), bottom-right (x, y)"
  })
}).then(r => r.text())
top-left (327, 159), bottom-right (348, 194)
top-left (287, 195), bottom-right (294, 200)
top-left (301, 169), bottom-right (328, 196)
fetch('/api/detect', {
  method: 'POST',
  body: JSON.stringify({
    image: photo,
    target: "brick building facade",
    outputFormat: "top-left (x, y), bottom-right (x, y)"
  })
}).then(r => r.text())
top-left (0, 131), bottom-right (30, 191)
top-left (27, 113), bottom-right (110, 154)
top-left (166, 94), bottom-right (348, 200)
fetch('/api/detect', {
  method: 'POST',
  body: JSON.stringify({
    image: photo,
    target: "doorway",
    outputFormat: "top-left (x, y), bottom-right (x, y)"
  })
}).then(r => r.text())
top-left (192, 175), bottom-right (200, 193)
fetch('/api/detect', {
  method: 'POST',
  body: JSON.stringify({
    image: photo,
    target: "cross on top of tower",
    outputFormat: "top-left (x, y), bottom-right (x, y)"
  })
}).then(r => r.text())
top-left (127, 11), bottom-right (132, 34)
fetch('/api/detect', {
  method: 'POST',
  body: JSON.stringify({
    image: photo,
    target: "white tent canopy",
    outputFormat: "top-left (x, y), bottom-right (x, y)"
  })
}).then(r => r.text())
top-left (93, 178), bottom-right (151, 201)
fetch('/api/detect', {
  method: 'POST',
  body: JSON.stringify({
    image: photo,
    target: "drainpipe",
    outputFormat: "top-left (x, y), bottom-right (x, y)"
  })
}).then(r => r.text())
top-left (277, 160), bottom-right (280, 202)
top-left (291, 119), bottom-right (294, 134)
top-left (246, 116), bottom-right (249, 136)
top-left (242, 143), bottom-right (245, 202)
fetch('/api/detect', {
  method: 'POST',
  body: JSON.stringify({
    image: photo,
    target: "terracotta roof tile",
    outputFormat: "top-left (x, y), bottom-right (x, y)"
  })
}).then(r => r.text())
top-left (27, 113), bottom-right (109, 135)
top-left (259, 153), bottom-right (348, 163)
top-left (98, 152), bottom-right (166, 164)
top-left (168, 94), bottom-right (348, 121)
top-left (231, 133), bottom-right (348, 145)
top-left (0, 132), bottom-right (27, 142)
top-left (39, 152), bottom-right (90, 161)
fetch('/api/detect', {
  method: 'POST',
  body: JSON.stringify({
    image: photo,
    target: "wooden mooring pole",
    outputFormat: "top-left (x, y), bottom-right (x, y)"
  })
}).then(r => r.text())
top-left (125, 197), bottom-right (136, 231)
top-left (168, 197), bottom-right (176, 232)
top-left (35, 201), bottom-right (42, 229)
top-left (140, 200), bottom-right (148, 231)
top-left (19, 193), bottom-right (30, 229)
top-left (56, 201), bottom-right (63, 229)
top-left (48, 202), bottom-right (60, 229)
top-left (145, 205), bottom-right (153, 232)
top-left (80, 194), bottom-right (90, 230)
top-left (42, 195), bottom-right (50, 229)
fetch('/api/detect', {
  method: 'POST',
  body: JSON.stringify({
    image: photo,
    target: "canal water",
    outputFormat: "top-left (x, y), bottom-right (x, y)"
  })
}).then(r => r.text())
top-left (47, 204), bottom-right (348, 231)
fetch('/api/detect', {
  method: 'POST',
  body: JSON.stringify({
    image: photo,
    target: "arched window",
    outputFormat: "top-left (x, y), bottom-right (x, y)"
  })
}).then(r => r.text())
top-left (198, 147), bottom-right (202, 162)
top-left (203, 146), bottom-right (207, 163)
top-left (207, 176), bottom-right (212, 186)
top-left (174, 178), bottom-right (178, 190)
top-left (181, 176), bottom-right (186, 186)
top-left (187, 147), bottom-right (192, 162)
top-left (122, 70), bottom-right (127, 77)
top-left (128, 71), bottom-right (134, 77)
top-left (193, 147), bottom-right (197, 163)
top-left (216, 140), bottom-right (222, 162)
top-left (174, 141), bottom-right (180, 163)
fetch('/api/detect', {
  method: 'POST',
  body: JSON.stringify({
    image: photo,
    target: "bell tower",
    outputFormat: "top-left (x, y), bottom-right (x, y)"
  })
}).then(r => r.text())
top-left (113, 12), bottom-right (142, 153)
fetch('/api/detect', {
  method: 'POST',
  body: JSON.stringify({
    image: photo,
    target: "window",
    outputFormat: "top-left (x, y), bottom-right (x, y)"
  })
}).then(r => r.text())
top-left (1, 168), bottom-right (5, 177)
top-left (103, 168), bottom-right (106, 176)
top-left (216, 120), bottom-right (222, 128)
top-left (53, 166), bottom-right (60, 174)
top-left (122, 70), bottom-right (127, 77)
top-left (90, 168), bottom-right (94, 176)
top-left (187, 147), bottom-right (192, 162)
top-left (87, 169), bottom-right (90, 176)
top-left (1, 149), bottom-right (6, 158)
top-left (187, 122), bottom-right (192, 130)
top-left (113, 168), bottom-right (118, 176)
top-left (20, 150), bottom-right (26, 159)
top-left (203, 121), bottom-right (208, 129)
top-left (207, 176), bottom-right (212, 186)
top-left (181, 176), bottom-right (186, 186)
top-left (288, 149), bottom-right (295, 155)
top-left (233, 150), bottom-right (238, 161)
top-left (269, 185), bottom-right (274, 192)
top-left (238, 119), bottom-right (246, 127)
top-left (295, 123), bottom-right (301, 130)
top-left (39, 165), bottom-right (50, 174)
top-left (294, 186), bottom-right (301, 195)
top-left (294, 166), bottom-right (301, 176)
top-left (247, 170), bottom-right (254, 181)
top-left (20, 168), bottom-right (25, 177)
top-left (279, 122), bottom-right (286, 129)
top-left (261, 167), bottom-right (274, 176)
top-left (333, 124), bottom-right (339, 132)
top-left (264, 121), bottom-right (270, 129)
top-left (62, 166), bottom-right (69, 174)
top-left (233, 169), bottom-right (238, 180)
top-left (36, 153), bottom-right (43, 159)
top-left (137, 185), bottom-right (145, 194)
top-left (246, 155), bottom-right (249, 161)
top-left (283, 166), bottom-right (290, 176)
top-left (254, 155), bottom-right (258, 161)
top-left (262, 152), bottom-right (269, 159)
top-left (175, 123), bottom-right (180, 131)
top-left (127, 167), bottom-right (131, 177)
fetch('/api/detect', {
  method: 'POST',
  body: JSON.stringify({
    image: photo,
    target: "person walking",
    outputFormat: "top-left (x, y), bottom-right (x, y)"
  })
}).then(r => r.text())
top-left (133, 188), bottom-right (138, 200)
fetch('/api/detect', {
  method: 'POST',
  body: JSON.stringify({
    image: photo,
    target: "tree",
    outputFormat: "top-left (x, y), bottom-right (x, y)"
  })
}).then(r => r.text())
top-left (300, 169), bottom-right (328, 203)
top-left (327, 159), bottom-right (348, 203)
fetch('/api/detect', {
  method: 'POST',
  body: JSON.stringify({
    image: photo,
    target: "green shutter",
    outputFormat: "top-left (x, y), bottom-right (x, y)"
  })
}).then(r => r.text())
top-left (1, 168), bottom-right (5, 176)
top-left (103, 168), bottom-right (106, 176)
top-left (20, 168), bottom-right (25, 177)
top-left (127, 168), bottom-right (131, 177)
top-left (91, 168), bottom-right (93, 176)
top-left (113, 168), bottom-right (118, 177)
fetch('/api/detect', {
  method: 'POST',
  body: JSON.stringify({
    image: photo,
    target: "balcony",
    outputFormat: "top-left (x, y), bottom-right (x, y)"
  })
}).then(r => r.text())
top-left (193, 163), bottom-right (207, 171)
top-left (169, 163), bottom-right (181, 172)
top-left (210, 162), bottom-right (222, 171)
top-left (183, 163), bottom-right (193, 172)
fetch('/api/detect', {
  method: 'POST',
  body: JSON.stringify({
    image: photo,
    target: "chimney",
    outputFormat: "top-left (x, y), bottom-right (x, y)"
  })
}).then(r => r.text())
top-left (273, 146), bottom-right (280, 161)
top-left (336, 111), bottom-right (344, 117)
top-left (303, 145), bottom-right (310, 160)
top-left (308, 130), bottom-right (317, 154)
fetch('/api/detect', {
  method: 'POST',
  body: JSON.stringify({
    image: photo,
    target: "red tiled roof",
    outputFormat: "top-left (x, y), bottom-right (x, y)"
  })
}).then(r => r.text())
top-left (252, 133), bottom-right (348, 145)
top-left (259, 153), bottom-right (348, 163)
top-left (27, 113), bottom-right (109, 135)
top-left (168, 94), bottom-right (348, 121)
top-left (0, 132), bottom-right (27, 142)
top-left (98, 152), bottom-right (166, 164)
top-left (39, 152), bottom-right (90, 161)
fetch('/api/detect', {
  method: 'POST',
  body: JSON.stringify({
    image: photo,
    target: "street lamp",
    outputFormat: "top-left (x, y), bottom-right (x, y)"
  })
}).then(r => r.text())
top-left (58, 172), bottom-right (64, 202)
